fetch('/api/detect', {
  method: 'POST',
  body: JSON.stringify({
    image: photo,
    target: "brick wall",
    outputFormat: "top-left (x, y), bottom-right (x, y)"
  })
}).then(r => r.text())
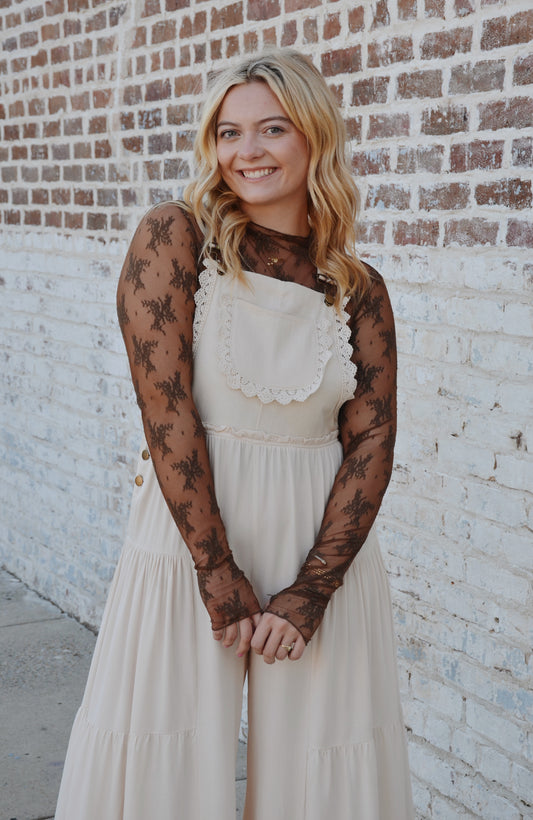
top-left (1, 1), bottom-right (532, 817)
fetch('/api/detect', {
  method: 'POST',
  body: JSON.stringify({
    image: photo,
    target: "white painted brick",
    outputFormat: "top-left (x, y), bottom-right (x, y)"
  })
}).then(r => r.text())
top-left (511, 760), bottom-right (533, 806)
top-left (410, 675), bottom-right (464, 723)
top-left (479, 745), bottom-right (512, 786)
top-left (465, 557), bottom-right (530, 605)
top-left (466, 700), bottom-right (526, 758)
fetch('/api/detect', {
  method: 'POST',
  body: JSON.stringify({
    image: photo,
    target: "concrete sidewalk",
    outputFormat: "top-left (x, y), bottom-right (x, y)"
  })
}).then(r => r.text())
top-left (0, 568), bottom-right (247, 820)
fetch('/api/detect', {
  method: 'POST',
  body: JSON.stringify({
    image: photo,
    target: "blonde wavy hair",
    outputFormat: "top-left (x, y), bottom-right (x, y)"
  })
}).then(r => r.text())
top-left (184, 49), bottom-right (370, 305)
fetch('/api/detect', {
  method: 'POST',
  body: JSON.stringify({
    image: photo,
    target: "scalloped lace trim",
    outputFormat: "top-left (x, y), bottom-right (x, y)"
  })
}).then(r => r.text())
top-left (192, 258), bottom-right (218, 354)
top-left (203, 423), bottom-right (339, 448)
top-left (336, 297), bottom-right (358, 403)
top-left (218, 293), bottom-right (334, 405)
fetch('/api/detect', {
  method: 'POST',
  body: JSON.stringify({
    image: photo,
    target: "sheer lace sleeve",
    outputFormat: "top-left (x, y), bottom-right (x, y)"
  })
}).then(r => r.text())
top-left (265, 270), bottom-right (397, 643)
top-left (117, 202), bottom-right (261, 631)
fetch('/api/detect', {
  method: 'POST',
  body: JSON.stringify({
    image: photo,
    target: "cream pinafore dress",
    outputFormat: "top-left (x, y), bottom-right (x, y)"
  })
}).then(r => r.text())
top-left (56, 261), bottom-right (413, 820)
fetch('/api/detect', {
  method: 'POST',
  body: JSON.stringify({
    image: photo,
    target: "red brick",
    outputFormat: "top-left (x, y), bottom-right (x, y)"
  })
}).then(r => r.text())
top-left (53, 70), bottom-right (70, 88)
top-left (28, 97), bottom-right (46, 116)
top-left (13, 188), bottom-right (29, 205)
top-left (512, 137), bottom-right (533, 167)
top-left (48, 96), bottom-right (67, 114)
top-left (144, 160), bottom-right (161, 181)
top-left (357, 221), bottom-right (386, 244)
top-left (211, 2), bottom-right (243, 30)
top-left (349, 6), bottom-right (365, 32)
top-left (421, 27), bottom-right (472, 59)
top-left (148, 133), bottom-right (172, 154)
top-left (285, 0), bottom-right (319, 8)
top-left (95, 140), bottom-right (112, 158)
top-left (352, 76), bottom-right (389, 106)
top-left (162, 48), bottom-right (176, 70)
top-left (346, 117), bottom-right (363, 141)
top-left (63, 165), bottom-right (82, 181)
top-left (194, 43), bottom-right (206, 63)
top-left (21, 31), bottom-right (39, 48)
top-left (165, 0), bottom-right (190, 8)
top-left (64, 213), bottom-right (83, 230)
top-left (68, 0), bottom-right (89, 11)
top-left (475, 178), bottom-right (531, 209)
top-left (248, 0), bottom-right (280, 19)
top-left (210, 39), bottom-right (222, 60)
top-left (23, 123), bottom-right (39, 139)
top-left (352, 148), bottom-right (391, 175)
top-left (85, 165), bottom-right (106, 182)
top-left (193, 11), bottom-right (207, 34)
top-left (444, 218), bottom-right (498, 246)
top-left (5, 211), bottom-right (22, 226)
top-left (12, 57), bottom-right (29, 73)
top-left (72, 92), bottom-right (90, 110)
top-left (324, 13), bottom-right (341, 39)
top-left (174, 74), bottom-right (201, 96)
top-left (368, 37), bottom-right (413, 67)
top-left (396, 145), bottom-right (444, 175)
top-left (64, 18), bottom-right (81, 35)
top-left (366, 184), bottom-right (410, 209)
top-left (301, 17), bottom-right (318, 43)
top-left (52, 143), bottom-right (70, 160)
top-left (141, 0), bottom-right (160, 15)
top-left (6, 13), bottom-right (22, 28)
top-left (73, 39), bottom-right (92, 60)
top-left (281, 20), bottom-right (297, 47)
top-left (394, 220), bottom-right (439, 246)
top-left (179, 16), bottom-right (192, 37)
top-left (397, 69), bottom-right (441, 98)
top-left (1, 168), bottom-right (17, 185)
top-left (507, 220), bottom-right (533, 247)
top-left (97, 189), bottom-right (118, 207)
top-left (450, 139), bottom-right (503, 171)
top-left (513, 55), bottom-right (533, 87)
top-left (368, 113), bottom-right (410, 139)
top-left (123, 136), bottom-right (144, 153)
top-left (263, 27), bottom-right (277, 45)
top-left (32, 144), bottom-right (49, 160)
top-left (152, 19), bottom-right (176, 43)
top-left (88, 115), bottom-right (107, 134)
top-left (42, 165), bottom-right (60, 181)
top-left (455, 0), bottom-right (474, 16)
top-left (322, 46), bottom-right (361, 76)
top-left (64, 117), bottom-right (83, 136)
top-left (12, 145), bottom-right (28, 160)
top-left (41, 22), bottom-right (60, 40)
top-left (420, 182), bottom-right (470, 210)
top-left (398, 0), bottom-right (417, 19)
top-left (123, 85), bottom-right (143, 105)
top-left (52, 188), bottom-right (71, 206)
top-left (146, 78), bottom-right (171, 101)
top-left (225, 34), bottom-right (240, 60)
top-left (3, 37), bottom-right (17, 52)
top-left (43, 121), bottom-right (60, 138)
top-left (93, 89), bottom-right (113, 108)
top-left (9, 100), bottom-right (24, 118)
top-left (45, 212), bottom-right (62, 228)
top-left (26, 5), bottom-right (44, 22)
top-left (138, 108), bottom-right (162, 129)
top-left (422, 104), bottom-right (468, 134)
top-left (74, 142), bottom-right (92, 159)
top-left (425, 0), bottom-right (445, 17)
top-left (86, 10), bottom-right (107, 32)
top-left (110, 5), bottom-right (127, 25)
top-left (24, 211), bottom-right (42, 227)
top-left (132, 27), bottom-right (147, 48)
top-left (479, 97), bottom-right (533, 130)
top-left (46, 0), bottom-right (65, 13)
top-left (450, 60), bottom-right (505, 94)
top-left (481, 11), bottom-right (533, 50)
top-left (32, 189), bottom-right (49, 205)
top-left (244, 30), bottom-right (259, 51)
top-left (87, 213), bottom-right (107, 230)
top-left (371, 0), bottom-right (390, 29)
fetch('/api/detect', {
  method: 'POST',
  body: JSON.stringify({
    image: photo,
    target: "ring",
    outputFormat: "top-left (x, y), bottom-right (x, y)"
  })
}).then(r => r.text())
top-left (281, 643), bottom-right (294, 653)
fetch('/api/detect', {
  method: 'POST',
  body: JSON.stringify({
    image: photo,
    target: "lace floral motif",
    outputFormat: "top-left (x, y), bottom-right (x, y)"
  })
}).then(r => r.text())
top-left (336, 297), bottom-right (358, 405)
top-left (192, 258), bottom-right (218, 354)
top-left (217, 289), bottom-right (334, 405)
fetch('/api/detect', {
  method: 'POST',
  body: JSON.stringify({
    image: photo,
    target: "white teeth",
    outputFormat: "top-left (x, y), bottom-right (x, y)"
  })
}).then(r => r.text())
top-left (241, 168), bottom-right (276, 179)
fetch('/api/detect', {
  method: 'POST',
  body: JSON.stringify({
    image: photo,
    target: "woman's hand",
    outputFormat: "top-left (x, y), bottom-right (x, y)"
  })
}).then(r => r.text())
top-left (213, 612), bottom-right (262, 657)
top-left (250, 612), bottom-right (306, 664)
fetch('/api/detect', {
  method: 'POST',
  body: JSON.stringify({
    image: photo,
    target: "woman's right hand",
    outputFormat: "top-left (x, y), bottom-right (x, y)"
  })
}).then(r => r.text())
top-left (213, 612), bottom-right (262, 657)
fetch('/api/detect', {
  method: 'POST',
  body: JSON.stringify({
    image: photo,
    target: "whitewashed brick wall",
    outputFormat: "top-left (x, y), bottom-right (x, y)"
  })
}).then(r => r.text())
top-left (1, 0), bottom-right (531, 817)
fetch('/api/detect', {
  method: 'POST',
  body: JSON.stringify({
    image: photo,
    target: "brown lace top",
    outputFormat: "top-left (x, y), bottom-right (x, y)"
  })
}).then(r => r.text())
top-left (117, 201), bottom-right (397, 643)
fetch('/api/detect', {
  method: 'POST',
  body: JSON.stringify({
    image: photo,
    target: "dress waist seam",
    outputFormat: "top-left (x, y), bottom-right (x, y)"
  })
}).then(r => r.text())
top-left (203, 423), bottom-right (340, 449)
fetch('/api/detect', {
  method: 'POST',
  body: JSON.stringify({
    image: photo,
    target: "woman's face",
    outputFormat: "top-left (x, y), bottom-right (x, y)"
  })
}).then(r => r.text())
top-left (216, 81), bottom-right (310, 235)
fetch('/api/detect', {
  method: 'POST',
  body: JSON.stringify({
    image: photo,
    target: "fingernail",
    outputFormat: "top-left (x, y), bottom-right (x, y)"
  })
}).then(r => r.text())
top-left (237, 652), bottom-right (243, 658)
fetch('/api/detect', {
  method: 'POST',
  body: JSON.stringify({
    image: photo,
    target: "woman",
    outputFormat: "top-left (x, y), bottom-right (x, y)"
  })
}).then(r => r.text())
top-left (56, 49), bottom-right (413, 819)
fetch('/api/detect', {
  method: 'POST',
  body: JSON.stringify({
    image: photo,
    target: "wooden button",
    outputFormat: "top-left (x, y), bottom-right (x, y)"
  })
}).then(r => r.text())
top-left (135, 475), bottom-right (144, 486)
top-left (141, 449), bottom-right (150, 460)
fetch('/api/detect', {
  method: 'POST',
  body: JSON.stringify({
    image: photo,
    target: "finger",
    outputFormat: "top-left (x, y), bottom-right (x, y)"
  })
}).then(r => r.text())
top-left (250, 618), bottom-right (271, 655)
top-left (222, 623), bottom-right (238, 648)
top-left (236, 619), bottom-right (253, 657)
top-left (288, 635), bottom-right (306, 661)
top-left (261, 630), bottom-right (284, 664)
top-left (212, 628), bottom-right (225, 642)
top-left (275, 639), bottom-right (296, 661)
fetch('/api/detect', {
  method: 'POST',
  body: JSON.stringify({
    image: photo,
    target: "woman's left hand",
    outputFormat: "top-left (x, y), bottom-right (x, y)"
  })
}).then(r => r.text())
top-left (250, 612), bottom-right (306, 664)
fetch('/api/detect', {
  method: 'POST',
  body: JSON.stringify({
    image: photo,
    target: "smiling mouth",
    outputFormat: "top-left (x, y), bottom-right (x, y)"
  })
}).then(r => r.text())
top-left (239, 168), bottom-right (277, 179)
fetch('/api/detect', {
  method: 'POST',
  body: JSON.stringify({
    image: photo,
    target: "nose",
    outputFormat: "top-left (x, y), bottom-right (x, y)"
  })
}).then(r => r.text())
top-left (237, 131), bottom-right (264, 160)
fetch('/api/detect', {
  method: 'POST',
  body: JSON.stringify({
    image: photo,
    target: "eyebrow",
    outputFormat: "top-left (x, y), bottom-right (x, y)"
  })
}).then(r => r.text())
top-left (216, 116), bottom-right (292, 129)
